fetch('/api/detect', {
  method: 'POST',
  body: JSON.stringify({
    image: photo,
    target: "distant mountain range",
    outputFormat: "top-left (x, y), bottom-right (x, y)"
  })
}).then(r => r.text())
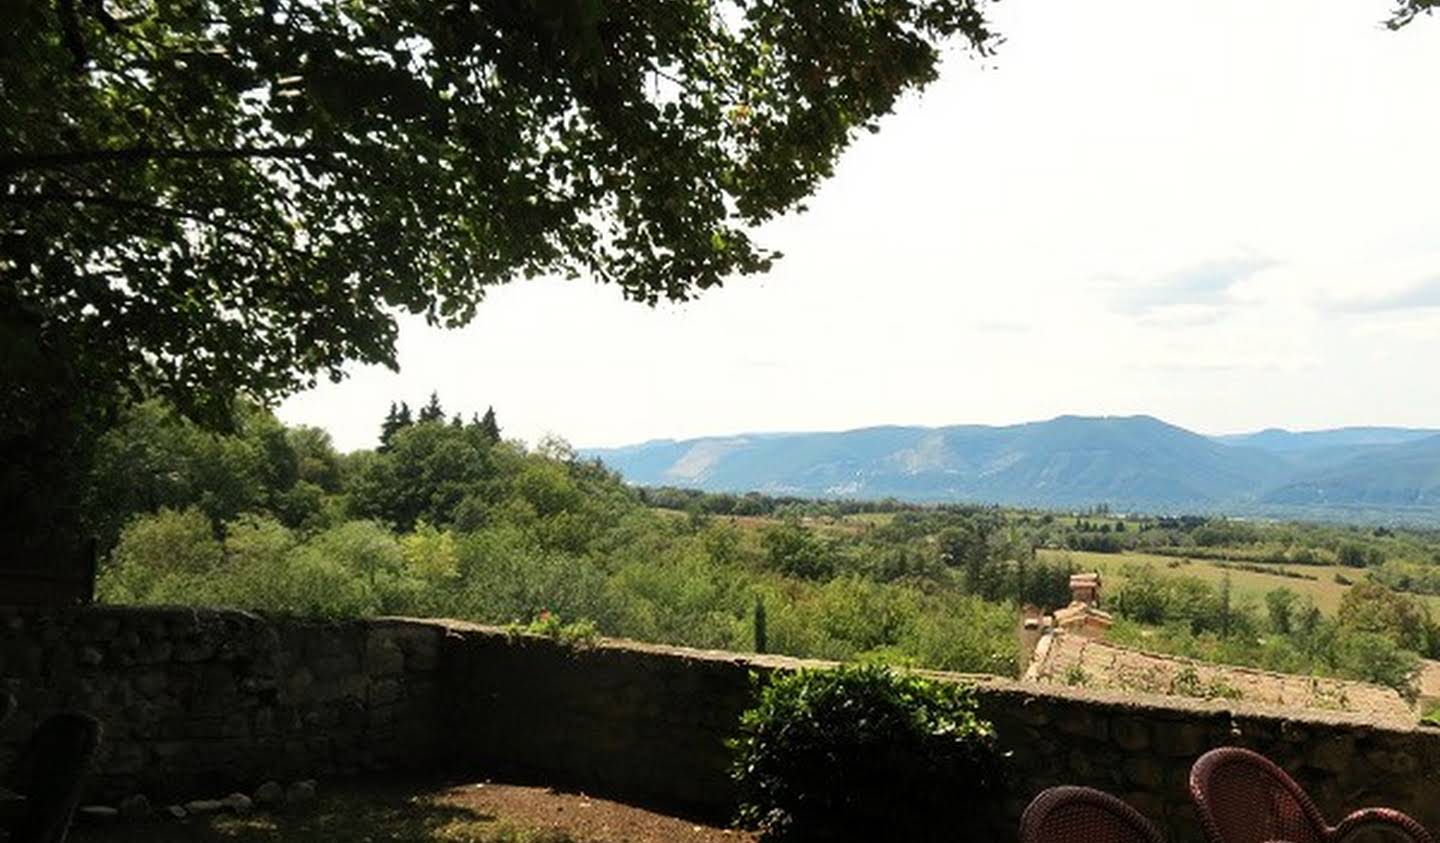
top-left (582, 416), bottom-right (1440, 523)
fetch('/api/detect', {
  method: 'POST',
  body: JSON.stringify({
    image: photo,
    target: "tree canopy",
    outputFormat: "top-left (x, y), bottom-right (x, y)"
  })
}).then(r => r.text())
top-left (1389, 0), bottom-right (1437, 29)
top-left (2, 0), bottom-right (995, 424)
top-left (0, 0), bottom-right (994, 584)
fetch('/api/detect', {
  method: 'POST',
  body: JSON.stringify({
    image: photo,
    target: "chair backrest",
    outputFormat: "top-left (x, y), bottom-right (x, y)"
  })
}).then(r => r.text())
top-left (1189, 747), bottom-right (1329, 843)
top-left (11, 712), bottom-right (102, 843)
top-left (1021, 786), bottom-right (1167, 843)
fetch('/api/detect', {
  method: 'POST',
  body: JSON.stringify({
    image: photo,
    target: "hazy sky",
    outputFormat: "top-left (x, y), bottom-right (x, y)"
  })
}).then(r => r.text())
top-left (279, 0), bottom-right (1440, 452)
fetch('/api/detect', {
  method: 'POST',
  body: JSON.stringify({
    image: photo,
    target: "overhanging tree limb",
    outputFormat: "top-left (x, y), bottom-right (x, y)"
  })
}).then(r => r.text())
top-left (0, 190), bottom-right (276, 245)
top-left (1, 144), bottom-right (333, 175)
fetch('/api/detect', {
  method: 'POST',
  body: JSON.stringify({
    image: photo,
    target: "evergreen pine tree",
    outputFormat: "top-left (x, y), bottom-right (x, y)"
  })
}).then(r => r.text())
top-left (378, 402), bottom-right (402, 452)
top-left (479, 406), bottom-right (501, 441)
top-left (397, 402), bottom-right (414, 426)
top-left (419, 391), bottom-right (444, 423)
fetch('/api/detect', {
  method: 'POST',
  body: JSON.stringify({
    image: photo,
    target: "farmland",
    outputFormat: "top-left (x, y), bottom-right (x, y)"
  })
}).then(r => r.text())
top-left (1038, 548), bottom-right (1440, 616)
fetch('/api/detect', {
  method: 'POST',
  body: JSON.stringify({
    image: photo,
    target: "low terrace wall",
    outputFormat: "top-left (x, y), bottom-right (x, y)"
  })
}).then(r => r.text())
top-left (0, 606), bottom-right (442, 801)
top-left (4, 606), bottom-right (1439, 841)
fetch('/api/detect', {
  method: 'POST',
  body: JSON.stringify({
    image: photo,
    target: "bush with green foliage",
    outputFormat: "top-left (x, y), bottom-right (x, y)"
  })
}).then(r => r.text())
top-left (731, 664), bottom-right (1004, 843)
top-left (1105, 571), bottom-right (1429, 700)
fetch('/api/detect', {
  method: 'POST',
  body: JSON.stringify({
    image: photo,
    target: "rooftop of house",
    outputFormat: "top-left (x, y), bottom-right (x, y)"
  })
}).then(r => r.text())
top-left (1051, 602), bottom-right (1114, 627)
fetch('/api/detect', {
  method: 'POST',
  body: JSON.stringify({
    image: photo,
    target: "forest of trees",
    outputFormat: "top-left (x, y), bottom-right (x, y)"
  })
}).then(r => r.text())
top-left (89, 397), bottom-right (1440, 703)
top-left (92, 397), bottom-right (1027, 676)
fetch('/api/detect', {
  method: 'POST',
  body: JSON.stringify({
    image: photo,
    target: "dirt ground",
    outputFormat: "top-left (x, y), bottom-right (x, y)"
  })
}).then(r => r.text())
top-left (67, 776), bottom-right (756, 843)
top-left (434, 780), bottom-right (754, 843)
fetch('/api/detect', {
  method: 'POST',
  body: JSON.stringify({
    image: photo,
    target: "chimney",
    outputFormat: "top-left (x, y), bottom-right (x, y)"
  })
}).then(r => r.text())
top-left (1070, 572), bottom-right (1101, 607)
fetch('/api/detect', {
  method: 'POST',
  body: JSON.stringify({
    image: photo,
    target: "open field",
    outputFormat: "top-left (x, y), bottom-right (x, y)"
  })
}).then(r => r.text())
top-left (1040, 548), bottom-right (1440, 616)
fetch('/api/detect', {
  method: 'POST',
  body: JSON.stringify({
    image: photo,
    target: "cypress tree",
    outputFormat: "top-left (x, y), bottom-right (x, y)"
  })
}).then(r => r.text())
top-left (419, 391), bottom-right (444, 423)
top-left (379, 402), bottom-right (402, 452)
top-left (479, 406), bottom-right (501, 442)
top-left (753, 597), bottom-right (768, 654)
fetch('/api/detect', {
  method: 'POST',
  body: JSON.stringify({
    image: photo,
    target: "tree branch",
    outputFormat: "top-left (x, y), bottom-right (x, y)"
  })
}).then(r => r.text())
top-left (1, 145), bottom-right (334, 174)
top-left (0, 190), bottom-right (278, 246)
top-left (57, 0), bottom-right (88, 68)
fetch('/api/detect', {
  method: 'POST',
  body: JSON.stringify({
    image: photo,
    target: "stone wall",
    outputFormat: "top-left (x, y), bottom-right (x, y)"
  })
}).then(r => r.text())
top-left (0, 606), bottom-right (442, 802)
top-left (440, 623), bottom-right (1440, 841)
top-left (976, 680), bottom-right (1440, 842)
top-left (439, 621), bottom-right (797, 813)
top-left (4, 606), bottom-right (1440, 841)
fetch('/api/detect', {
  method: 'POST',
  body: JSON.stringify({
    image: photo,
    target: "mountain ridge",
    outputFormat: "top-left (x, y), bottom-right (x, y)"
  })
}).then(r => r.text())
top-left (581, 416), bottom-right (1440, 522)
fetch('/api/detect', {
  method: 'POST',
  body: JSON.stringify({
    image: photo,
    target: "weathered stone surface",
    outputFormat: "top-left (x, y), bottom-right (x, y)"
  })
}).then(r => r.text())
top-left (1154, 722), bottom-right (1209, 757)
top-left (184, 799), bottom-right (226, 815)
top-left (1368, 749), bottom-right (1418, 775)
top-left (174, 638), bottom-right (216, 663)
top-left (119, 793), bottom-right (153, 819)
top-left (1112, 717), bottom-right (1150, 752)
top-left (364, 637), bottom-right (405, 676)
top-left (1309, 735), bottom-right (1356, 773)
top-left (286, 780), bottom-right (317, 805)
top-left (253, 781), bottom-right (284, 806)
top-left (165, 805), bottom-right (187, 820)
top-left (78, 805), bottom-right (120, 823)
top-left (1123, 756), bottom-right (1165, 790)
top-left (222, 793), bottom-right (253, 813)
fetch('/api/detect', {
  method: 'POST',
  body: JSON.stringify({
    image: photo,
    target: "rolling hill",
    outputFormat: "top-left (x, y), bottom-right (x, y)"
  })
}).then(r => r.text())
top-left (1260, 434), bottom-right (1440, 508)
top-left (583, 417), bottom-right (1440, 521)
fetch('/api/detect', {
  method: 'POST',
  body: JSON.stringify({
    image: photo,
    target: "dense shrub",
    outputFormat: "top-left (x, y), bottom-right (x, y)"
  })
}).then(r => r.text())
top-left (731, 665), bottom-right (1004, 842)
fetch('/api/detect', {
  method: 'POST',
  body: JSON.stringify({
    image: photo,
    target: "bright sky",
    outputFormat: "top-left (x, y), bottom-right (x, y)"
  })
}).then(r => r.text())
top-left (279, 0), bottom-right (1440, 453)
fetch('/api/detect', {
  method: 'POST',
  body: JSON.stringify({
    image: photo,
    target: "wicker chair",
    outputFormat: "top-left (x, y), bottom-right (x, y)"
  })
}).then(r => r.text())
top-left (1189, 746), bottom-right (1434, 843)
top-left (4, 712), bottom-right (102, 843)
top-left (1021, 786), bottom-right (1167, 843)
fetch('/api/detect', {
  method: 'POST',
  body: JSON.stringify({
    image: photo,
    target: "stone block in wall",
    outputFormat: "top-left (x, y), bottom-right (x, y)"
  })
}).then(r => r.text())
top-left (311, 652), bottom-right (360, 681)
top-left (253, 705), bottom-right (278, 736)
top-left (103, 740), bottom-right (147, 774)
top-left (364, 635), bottom-right (405, 677)
top-left (1367, 747), bottom-right (1419, 775)
top-left (1054, 706), bottom-right (1110, 742)
top-left (368, 679), bottom-right (403, 707)
top-left (286, 666), bottom-right (315, 699)
top-left (367, 702), bottom-right (398, 728)
top-left (394, 627), bottom-right (439, 672)
top-left (338, 697), bottom-right (367, 730)
top-left (1307, 733), bottom-right (1356, 773)
top-left (1122, 756), bottom-right (1166, 790)
top-left (134, 638), bottom-right (173, 665)
top-left (1112, 717), bottom-right (1151, 752)
top-left (174, 637), bottom-right (217, 663)
top-left (1153, 719), bottom-right (1214, 757)
top-left (133, 668), bottom-right (168, 700)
